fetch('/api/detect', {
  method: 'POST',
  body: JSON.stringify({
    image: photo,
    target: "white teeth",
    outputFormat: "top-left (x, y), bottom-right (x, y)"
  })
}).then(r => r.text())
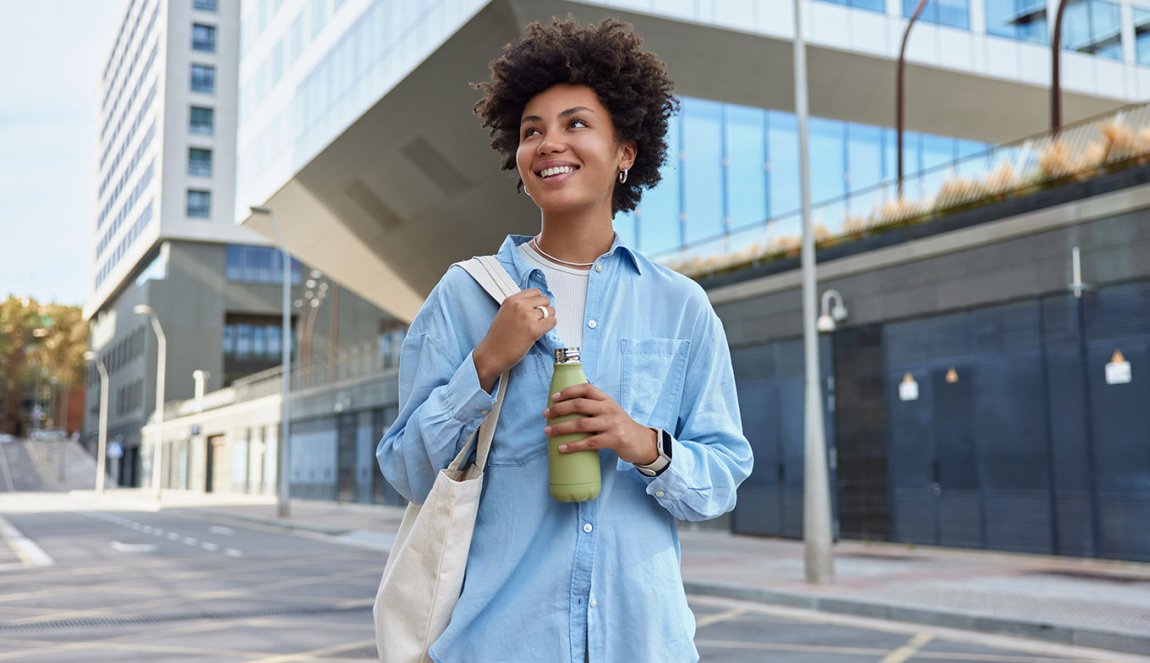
top-left (540, 166), bottom-right (575, 178)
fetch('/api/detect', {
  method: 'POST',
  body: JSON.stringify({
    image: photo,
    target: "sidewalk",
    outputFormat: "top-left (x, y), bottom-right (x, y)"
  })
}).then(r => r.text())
top-left (92, 490), bottom-right (1150, 657)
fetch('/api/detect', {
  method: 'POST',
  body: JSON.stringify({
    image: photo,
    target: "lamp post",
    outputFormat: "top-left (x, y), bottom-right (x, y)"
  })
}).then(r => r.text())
top-left (897, 0), bottom-right (930, 198)
top-left (793, 0), bottom-right (836, 585)
top-left (1051, 0), bottom-right (1070, 132)
top-left (250, 205), bottom-right (292, 518)
top-left (134, 304), bottom-right (166, 500)
top-left (83, 351), bottom-right (109, 494)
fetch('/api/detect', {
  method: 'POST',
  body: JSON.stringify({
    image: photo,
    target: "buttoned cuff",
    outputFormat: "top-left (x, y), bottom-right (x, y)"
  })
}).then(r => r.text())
top-left (446, 350), bottom-right (498, 426)
top-left (640, 435), bottom-right (687, 502)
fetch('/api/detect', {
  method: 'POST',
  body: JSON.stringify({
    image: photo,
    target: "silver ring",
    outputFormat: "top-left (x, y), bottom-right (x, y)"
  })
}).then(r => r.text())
top-left (536, 306), bottom-right (550, 320)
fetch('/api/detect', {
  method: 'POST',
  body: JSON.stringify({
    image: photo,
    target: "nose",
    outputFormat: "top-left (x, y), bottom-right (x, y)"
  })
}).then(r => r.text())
top-left (537, 131), bottom-right (565, 155)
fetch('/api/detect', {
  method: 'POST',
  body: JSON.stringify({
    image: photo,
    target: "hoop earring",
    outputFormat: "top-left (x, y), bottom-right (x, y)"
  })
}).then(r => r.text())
top-left (618, 168), bottom-right (629, 184)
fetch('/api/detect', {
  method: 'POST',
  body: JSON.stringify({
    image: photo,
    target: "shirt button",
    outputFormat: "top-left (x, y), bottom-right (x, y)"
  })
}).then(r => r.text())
top-left (583, 523), bottom-right (593, 533)
top-left (655, 490), bottom-right (665, 497)
top-left (589, 598), bottom-right (598, 607)
top-left (587, 320), bottom-right (597, 329)
top-left (595, 264), bottom-right (603, 273)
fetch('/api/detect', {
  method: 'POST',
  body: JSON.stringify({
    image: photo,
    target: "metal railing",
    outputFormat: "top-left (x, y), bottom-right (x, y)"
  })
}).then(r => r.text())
top-left (654, 101), bottom-right (1150, 277)
top-left (230, 336), bottom-right (404, 400)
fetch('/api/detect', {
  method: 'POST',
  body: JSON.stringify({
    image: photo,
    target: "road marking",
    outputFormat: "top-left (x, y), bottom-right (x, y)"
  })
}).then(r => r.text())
top-left (0, 515), bottom-right (53, 568)
top-left (247, 637), bottom-right (378, 662)
top-left (201, 542), bottom-right (219, 551)
top-left (182, 537), bottom-right (198, 546)
top-left (695, 606), bottom-right (747, 628)
top-left (224, 548), bottom-right (243, 557)
top-left (0, 447), bottom-right (15, 492)
top-left (167, 532), bottom-right (180, 541)
top-left (111, 541), bottom-right (157, 553)
top-left (209, 525), bottom-right (234, 535)
top-left (879, 633), bottom-right (934, 663)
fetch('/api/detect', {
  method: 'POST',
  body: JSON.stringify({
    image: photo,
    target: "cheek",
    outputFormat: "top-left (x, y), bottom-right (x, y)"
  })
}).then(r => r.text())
top-left (515, 144), bottom-right (532, 177)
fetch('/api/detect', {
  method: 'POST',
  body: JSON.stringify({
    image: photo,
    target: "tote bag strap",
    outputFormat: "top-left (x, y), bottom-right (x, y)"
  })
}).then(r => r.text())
top-left (447, 255), bottom-right (521, 473)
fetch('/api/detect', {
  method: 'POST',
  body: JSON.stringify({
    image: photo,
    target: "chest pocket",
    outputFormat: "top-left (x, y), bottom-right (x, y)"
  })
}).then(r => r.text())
top-left (619, 338), bottom-right (691, 432)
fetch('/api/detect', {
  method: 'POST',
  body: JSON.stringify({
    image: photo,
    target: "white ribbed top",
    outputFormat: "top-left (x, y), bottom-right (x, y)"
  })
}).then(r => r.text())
top-left (518, 241), bottom-right (589, 350)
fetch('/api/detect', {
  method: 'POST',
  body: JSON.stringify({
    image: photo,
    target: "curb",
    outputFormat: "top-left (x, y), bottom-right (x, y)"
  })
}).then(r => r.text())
top-left (682, 579), bottom-right (1150, 657)
top-left (180, 509), bottom-right (351, 537)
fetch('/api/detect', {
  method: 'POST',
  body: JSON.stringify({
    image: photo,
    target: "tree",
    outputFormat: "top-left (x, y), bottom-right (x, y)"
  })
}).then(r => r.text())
top-left (0, 296), bottom-right (88, 436)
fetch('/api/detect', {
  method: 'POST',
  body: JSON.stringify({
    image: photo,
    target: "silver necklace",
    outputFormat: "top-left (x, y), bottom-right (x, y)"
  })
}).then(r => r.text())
top-left (530, 235), bottom-right (596, 268)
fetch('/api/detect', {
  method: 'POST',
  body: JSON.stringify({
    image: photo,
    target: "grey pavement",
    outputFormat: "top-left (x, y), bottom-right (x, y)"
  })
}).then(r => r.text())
top-left (28, 489), bottom-right (1150, 659)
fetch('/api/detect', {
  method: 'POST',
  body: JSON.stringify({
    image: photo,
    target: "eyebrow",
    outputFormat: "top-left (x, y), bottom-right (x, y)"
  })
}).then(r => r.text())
top-left (521, 106), bottom-right (596, 124)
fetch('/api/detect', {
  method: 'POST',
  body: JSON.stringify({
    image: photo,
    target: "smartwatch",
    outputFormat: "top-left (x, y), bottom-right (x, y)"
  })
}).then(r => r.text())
top-left (635, 428), bottom-right (672, 477)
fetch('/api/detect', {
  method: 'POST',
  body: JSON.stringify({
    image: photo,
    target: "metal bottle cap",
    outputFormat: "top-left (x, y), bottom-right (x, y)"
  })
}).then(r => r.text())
top-left (554, 347), bottom-right (582, 364)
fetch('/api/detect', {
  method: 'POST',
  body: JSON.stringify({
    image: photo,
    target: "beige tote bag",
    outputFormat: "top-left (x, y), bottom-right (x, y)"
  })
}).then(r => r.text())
top-left (373, 256), bottom-right (519, 663)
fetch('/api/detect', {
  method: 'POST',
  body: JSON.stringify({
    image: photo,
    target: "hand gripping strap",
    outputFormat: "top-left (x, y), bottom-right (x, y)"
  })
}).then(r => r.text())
top-left (448, 255), bottom-right (521, 473)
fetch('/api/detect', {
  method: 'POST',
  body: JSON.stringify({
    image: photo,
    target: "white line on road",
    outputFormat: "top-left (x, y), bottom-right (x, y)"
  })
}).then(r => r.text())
top-left (182, 537), bottom-right (198, 546)
top-left (0, 515), bottom-right (54, 567)
top-left (879, 633), bottom-right (934, 663)
top-left (111, 541), bottom-right (157, 553)
top-left (167, 533), bottom-right (180, 541)
top-left (209, 526), bottom-right (234, 536)
top-left (0, 446), bottom-right (15, 492)
top-left (224, 548), bottom-right (243, 557)
top-left (201, 542), bottom-right (219, 552)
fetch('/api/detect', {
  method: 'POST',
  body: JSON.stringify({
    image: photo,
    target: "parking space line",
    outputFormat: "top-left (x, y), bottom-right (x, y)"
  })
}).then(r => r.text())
top-left (0, 515), bottom-right (53, 568)
top-left (247, 637), bottom-right (378, 663)
top-left (695, 606), bottom-right (747, 628)
top-left (880, 633), bottom-right (934, 663)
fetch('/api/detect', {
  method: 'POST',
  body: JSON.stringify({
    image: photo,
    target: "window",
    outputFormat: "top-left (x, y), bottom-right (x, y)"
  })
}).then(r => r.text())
top-left (194, 0), bottom-right (217, 10)
top-left (1136, 9), bottom-right (1150, 65)
top-left (225, 244), bottom-right (302, 284)
top-left (187, 189), bottom-right (211, 218)
top-left (986, 0), bottom-right (1048, 42)
top-left (903, 0), bottom-right (970, 29)
top-left (189, 106), bottom-right (214, 134)
top-left (192, 23), bottom-right (217, 52)
top-left (188, 148), bottom-right (212, 176)
top-left (191, 64), bottom-right (215, 93)
top-left (1063, 0), bottom-right (1121, 59)
top-left (815, 0), bottom-right (885, 12)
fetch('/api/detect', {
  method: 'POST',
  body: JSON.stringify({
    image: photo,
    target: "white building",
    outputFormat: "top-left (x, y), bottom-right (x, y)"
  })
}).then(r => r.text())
top-left (85, 0), bottom-right (391, 489)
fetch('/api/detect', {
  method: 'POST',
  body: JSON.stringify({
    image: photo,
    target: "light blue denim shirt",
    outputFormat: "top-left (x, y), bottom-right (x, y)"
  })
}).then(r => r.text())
top-left (377, 234), bottom-right (753, 662)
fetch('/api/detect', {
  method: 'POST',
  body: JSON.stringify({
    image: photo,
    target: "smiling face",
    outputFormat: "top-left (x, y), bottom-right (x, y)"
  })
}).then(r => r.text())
top-left (516, 84), bottom-right (636, 219)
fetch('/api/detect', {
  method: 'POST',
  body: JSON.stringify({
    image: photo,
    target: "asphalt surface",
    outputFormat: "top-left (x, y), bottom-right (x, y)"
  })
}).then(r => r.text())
top-left (0, 503), bottom-right (1137, 662)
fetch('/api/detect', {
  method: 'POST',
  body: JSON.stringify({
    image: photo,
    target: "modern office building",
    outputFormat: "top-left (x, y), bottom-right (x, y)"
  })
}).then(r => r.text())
top-left (84, 0), bottom-right (394, 489)
top-left (154, 0), bottom-right (1150, 559)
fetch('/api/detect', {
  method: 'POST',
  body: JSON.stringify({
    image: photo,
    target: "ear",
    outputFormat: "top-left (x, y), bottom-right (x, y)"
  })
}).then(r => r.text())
top-left (618, 140), bottom-right (637, 171)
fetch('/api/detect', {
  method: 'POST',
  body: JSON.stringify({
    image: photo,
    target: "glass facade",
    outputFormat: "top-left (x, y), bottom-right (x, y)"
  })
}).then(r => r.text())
top-left (1137, 9), bottom-right (1150, 65)
top-left (225, 244), bottom-right (302, 285)
top-left (627, 97), bottom-right (988, 257)
top-left (819, 0), bottom-right (885, 12)
top-left (223, 320), bottom-right (290, 362)
top-left (986, 0), bottom-right (1048, 43)
top-left (902, 0), bottom-right (970, 29)
top-left (1063, 0), bottom-right (1122, 59)
top-left (194, 0), bottom-right (218, 11)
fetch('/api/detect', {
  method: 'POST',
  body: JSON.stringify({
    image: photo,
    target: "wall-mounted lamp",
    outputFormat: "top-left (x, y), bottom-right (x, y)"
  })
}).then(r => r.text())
top-left (817, 289), bottom-right (849, 333)
top-left (946, 367), bottom-right (959, 384)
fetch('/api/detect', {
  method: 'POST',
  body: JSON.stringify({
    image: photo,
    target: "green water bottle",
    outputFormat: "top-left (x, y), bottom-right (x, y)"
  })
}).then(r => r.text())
top-left (547, 348), bottom-right (601, 502)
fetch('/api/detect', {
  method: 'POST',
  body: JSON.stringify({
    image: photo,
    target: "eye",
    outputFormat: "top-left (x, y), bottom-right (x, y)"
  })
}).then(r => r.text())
top-left (521, 126), bottom-right (540, 139)
top-left (569, 118), bottom-right (589, 129)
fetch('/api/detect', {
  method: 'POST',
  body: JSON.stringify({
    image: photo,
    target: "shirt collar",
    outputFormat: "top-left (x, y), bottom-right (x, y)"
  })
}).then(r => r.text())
top-left (497, 233), bottom-right (644, 288)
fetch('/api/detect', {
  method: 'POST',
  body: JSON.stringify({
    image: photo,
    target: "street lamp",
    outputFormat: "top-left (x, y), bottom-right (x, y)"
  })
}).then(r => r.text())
top-left (816, 290), bottom-right (849, 333)
top-left (792, 0), bottom-right (835, 584)
top-left (83, 351), bottom-right (109, 494)
top-left (134, 304), bottom-right (166, 500)
top-left (250, 205), bottom-right (292, 519)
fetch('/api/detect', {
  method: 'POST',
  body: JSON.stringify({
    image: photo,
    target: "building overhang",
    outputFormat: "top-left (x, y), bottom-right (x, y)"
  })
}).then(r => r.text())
top-left (240, 0), bottom-right (1125, 323)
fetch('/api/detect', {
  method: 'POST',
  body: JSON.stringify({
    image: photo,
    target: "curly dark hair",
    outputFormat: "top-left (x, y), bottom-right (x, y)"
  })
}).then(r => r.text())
top-left (473, 17), bottom-right (678, 215)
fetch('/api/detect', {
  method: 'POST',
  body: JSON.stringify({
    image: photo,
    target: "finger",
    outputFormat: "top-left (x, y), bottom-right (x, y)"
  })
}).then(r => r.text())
top-left (544, 397), bottom-right (604, 418)
top-left (551, 382), bottom-right (608, 403)
top-left (544, 415), bottom-right (607, 438)
top-left (556, 433), bottom-right (614, 454)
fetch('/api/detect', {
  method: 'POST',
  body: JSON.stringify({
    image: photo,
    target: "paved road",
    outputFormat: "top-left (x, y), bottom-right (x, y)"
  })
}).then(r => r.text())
top-left (0, 507), bottom-right (1136, 661)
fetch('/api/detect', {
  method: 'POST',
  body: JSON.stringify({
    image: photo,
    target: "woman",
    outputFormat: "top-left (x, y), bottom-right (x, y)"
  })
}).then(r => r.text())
top-left (377, 17), bottom-right (752, 662)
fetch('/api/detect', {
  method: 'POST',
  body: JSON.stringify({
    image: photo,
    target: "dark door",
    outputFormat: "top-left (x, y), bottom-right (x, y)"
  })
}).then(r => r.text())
top-left (832, 325), bottom-right (890, 541)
